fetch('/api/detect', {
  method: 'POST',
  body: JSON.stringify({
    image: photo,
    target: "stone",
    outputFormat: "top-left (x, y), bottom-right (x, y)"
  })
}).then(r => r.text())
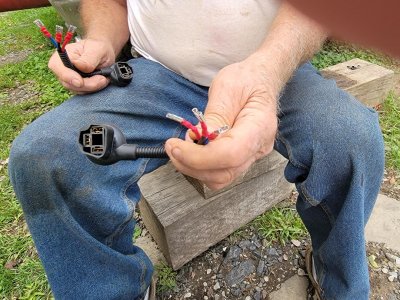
top-left (254, 290), bottom-right (261, 300)
top-left (213, 282), bottom-right (220, 290)
top-left (385, 252), bottom-right (400, 263)
top-left (206, 269), bottom-right (212, 275)
top-left (297, 268), bottom-right (307, 276)
top-left (184, 292), bottom-right (192, 298)
top-left (253, 239), bottom-right (262, 248)
top-left (382, 268), bottom-right (389, 274)
top-left (291, 239), bottom-right (301, 247)
top-left (231, 288), bottom-right (241, 297)
top-left (268, 248), bottom-right (279, 257)
top-left (225, 261), bottom-right (256, 287)
top-left (257, 260), bottom-right (265, 276)
top-left (269, 275), bottom-right (308, 300)
top-left (226, 246), bottom-right (242, 260)
top-left (239, 240), bottom-right (252, 250)
top-left (365, 194), bottom-right (400, 252)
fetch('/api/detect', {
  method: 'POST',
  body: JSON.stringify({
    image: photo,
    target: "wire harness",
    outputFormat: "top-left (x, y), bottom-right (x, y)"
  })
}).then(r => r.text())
top-left (166, 108), bottom-right (229, 145)
top-left (78, 109), bottom-right (229, 165)
top-left (34, 19), bottom-right (133, 87)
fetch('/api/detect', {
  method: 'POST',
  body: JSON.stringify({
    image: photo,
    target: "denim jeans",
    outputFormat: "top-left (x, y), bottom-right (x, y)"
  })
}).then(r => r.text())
top-left (8, 58), bottom-right (384, 300)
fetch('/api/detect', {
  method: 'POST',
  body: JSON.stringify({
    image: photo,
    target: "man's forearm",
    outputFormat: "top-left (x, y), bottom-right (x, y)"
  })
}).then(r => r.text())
top-left (249, 2), bottom-right (327, 99)
top-left (80, 0), bottom-right (129, 58)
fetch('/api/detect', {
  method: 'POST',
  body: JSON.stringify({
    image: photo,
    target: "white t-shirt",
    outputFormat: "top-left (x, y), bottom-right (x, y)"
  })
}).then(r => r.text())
top-left (128, 0), bottom-right (279, 86)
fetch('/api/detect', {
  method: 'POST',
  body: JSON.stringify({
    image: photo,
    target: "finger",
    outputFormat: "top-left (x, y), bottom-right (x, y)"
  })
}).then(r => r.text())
top-left (168, 150), bottom-right (251, 189)
top-left (48, 52), bottom-right (85, 89)
top-left (60, 76), bottom-right (109, 93)
top-left (67, 42), bottom-right (103, 73)
top-left (165, 134), bottom-right (250, 171)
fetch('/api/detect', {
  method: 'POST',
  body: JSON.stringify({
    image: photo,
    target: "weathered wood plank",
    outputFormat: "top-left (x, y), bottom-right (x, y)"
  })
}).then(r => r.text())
top-left (320, 58), bottom-right (394, 107)
top-left (139, 161), bottom-right (292, 269)
top-left (184, 150), bottom-right (286, 199)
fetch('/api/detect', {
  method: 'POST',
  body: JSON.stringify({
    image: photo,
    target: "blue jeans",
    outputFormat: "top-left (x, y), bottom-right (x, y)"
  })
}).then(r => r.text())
top-left (8, 58), bottom-right (384, 300)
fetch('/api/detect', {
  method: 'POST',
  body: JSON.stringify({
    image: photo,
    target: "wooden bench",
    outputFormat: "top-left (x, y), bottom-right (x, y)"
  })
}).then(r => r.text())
top-left (138, 58), bottom-right (394, 270)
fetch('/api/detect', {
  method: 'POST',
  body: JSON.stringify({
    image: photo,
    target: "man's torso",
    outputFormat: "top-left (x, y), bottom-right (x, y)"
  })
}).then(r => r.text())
top-left (128, 0), bottom-right (279, 86)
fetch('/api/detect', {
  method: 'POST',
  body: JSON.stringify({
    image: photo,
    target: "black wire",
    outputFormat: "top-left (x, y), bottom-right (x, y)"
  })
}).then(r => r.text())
top-left (57, 49), bottom-right (98, 78)
top-left (135, 146), bottom-right (167, 158)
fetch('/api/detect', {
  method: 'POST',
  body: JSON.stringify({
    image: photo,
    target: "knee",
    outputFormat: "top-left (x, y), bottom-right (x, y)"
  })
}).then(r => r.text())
top-left (8, 124), bottom-right (73, 203)
top-left (311, 99), bottom-right (385, 185)
top-left (328, 106), bottom-right (383, 165)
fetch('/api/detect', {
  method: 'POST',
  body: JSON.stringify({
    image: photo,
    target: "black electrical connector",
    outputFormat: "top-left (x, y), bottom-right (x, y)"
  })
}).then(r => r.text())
top-left (58, 50), bottom-right (133, 87)
top-left (78, 124), bottom-right (167, 165)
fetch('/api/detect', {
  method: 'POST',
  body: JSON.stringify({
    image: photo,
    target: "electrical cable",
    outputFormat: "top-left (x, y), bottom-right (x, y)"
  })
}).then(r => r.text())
top-left (166, 113), bottom-right (202, 140)
top-left (34, 19), bottom-right (133, 87)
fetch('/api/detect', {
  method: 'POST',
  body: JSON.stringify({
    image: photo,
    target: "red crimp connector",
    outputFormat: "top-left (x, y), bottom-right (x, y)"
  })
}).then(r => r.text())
top-left (40, 26), bottom-right (52, 38)
top-left (55, 25), bottom-right (63, 44)
top-left (192, 108), bottom-right (209, 137)
top-left (166, 113), bottom-right (202, 140)
top-left (208, 125), bottom-right (230, 140)
top-left (61, 25), bottom-right (77, 52)
top-left (34, 19), bottom-right (58, 48)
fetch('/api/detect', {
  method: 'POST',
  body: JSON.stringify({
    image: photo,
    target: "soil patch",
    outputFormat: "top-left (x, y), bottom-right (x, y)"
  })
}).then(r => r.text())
top-left (0, 81), bottom-right (40, 106)
top-left (381, 169), bottom-right (400, 201)
top-left (0, 50), bottom-right (32, 67)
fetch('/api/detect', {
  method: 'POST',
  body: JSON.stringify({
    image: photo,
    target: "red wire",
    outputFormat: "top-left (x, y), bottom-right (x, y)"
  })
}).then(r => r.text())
top-left (181, 120), bottom-right (201, 140)
top-left (208, 132), bottom-right (218, 140)
top-left (55, 32), bottom-right (63, 44)
top-left (40, 27), bottom-right (52, 38)
top-left (199, 121), bottom-right (209, 138)
top-left (61, 31), bottom-right (74, 52)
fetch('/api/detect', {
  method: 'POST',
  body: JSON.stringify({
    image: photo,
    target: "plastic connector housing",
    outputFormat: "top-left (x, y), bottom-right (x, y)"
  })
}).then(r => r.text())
top-left (79, 125), bottom-right (114, 161)
top-left (78, 124), bottom-right (167, 165)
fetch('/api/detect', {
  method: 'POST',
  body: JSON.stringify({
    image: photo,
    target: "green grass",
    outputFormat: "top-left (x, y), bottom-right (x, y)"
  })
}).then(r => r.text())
top-left (380, 93), bottom-right (400, 169)
top-left (0, 7), bottom-right (64, 56)
top-left (155, 262), bottom-right (177, 293)
top-left (0, 7), bottom-right (69, 299)
top-left (311, 40), bottom-right (395, 70)
top-left (253, 207), bottom-right (307, 245)
top-left (0, 6), bottom-right (399, 299)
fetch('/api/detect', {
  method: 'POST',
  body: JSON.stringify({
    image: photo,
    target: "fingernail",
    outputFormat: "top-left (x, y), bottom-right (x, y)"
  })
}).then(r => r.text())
top-left (71, 79), bottom-right (82, 88)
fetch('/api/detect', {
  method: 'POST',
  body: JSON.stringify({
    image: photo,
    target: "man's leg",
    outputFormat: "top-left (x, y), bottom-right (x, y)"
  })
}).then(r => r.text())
top-left (8, 58), bottom-right (208, 300)
top-left (275, 62), bottom-right (385, 300)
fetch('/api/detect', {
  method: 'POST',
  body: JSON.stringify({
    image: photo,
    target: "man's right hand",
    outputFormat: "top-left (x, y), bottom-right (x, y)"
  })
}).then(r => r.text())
top-left (48, 39), bottom-right (116, 94)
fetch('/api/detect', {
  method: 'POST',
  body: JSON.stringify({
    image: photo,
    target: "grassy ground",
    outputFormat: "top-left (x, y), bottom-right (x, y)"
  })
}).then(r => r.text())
top-left (0, 7), bottom-right (399, 299)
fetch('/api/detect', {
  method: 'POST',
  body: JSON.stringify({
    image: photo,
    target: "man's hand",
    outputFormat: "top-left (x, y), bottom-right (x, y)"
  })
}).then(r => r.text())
top-left (48, 39), bottom-right (116, 94)
top-left (165, 55), bottom-right (278, 190)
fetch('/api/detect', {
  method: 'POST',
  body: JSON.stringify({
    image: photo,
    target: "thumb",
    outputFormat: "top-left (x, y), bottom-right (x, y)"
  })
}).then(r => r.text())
top-left (72, 51), bottom-right (102, 73)
top-left (69, 41), bottom-right (105, 73)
